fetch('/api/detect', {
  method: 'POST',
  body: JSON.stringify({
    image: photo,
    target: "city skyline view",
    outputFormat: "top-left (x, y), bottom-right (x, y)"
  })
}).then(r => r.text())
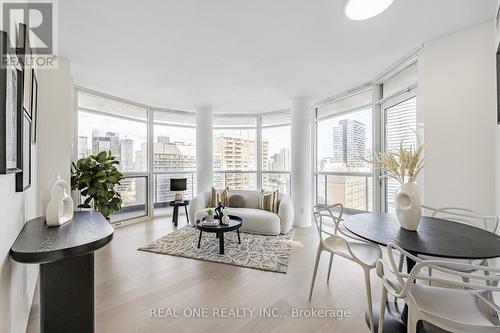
top-left (78, 111), bottom-right (292, 215)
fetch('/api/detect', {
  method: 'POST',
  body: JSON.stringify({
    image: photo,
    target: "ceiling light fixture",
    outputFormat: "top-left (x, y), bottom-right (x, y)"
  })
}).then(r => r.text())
top-left (345, 0), bottom-right (394, 21)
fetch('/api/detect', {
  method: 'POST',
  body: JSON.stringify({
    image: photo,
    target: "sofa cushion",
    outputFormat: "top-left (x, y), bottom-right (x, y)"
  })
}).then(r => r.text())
top-left (259, 190), bottom-right (280, 213)
top-left (209, 187), bottom-right (229, 207)
top-left (228, 194), bottom-right (245, 208)
top-left (228, 190), bottom-right (260, 209)
top-left (194, 207), bottom-right (281, 236)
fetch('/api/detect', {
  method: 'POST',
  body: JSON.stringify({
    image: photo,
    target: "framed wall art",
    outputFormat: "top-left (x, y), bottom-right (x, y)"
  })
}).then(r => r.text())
top-left (0, 31), bottom-right (21, 174)
top-left (31, 69), bottom-right (38, 142)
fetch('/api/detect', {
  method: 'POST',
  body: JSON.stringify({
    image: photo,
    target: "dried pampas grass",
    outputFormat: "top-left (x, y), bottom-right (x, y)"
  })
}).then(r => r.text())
top-left (367, 131), bottom-right (424, 185)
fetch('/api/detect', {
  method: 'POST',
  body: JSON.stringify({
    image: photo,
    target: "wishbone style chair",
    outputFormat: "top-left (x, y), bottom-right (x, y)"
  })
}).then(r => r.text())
top-left (309, 204), bottom-right (382, 333)
top-left (419, 205), bottom-right (499, 286)
top-left (377, 243), bottom-right (500, 333)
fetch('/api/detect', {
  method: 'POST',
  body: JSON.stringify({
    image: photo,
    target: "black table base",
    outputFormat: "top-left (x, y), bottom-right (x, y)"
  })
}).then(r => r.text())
top-left (40, 253), bottom-right (94, 333)
top-left (198, 229), bottom-right (241, 254)
top-left (10, 212), bottom-right (114, 333)
top-left (170, 201), bottom-right (190, 227)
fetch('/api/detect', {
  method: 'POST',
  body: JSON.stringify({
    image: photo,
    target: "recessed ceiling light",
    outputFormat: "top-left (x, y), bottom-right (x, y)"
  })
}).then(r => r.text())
top-left (345, 0), bottom-right (394, 21)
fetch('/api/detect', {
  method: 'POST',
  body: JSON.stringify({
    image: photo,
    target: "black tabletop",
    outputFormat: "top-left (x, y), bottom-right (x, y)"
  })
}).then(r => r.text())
top-left (10, 211), bottom-right (114, 264)
top-left (169, 200), bottom-right (189, 206)
top-left (196, 215), bottom-right (242, 232)
top-left (343, 213), bottom-right (500, 259)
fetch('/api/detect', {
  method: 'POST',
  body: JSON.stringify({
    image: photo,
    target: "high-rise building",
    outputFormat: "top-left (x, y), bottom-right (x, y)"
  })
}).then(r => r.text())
top-left (332, 126), bottom-right (343, 163)
top-left (120, 139), bottom-right (134, 172)
top-left (106, 132), bottom-right (121, 159)
top-left (325, 176), bottom-right (369, 211)
top-left (332, 119), bottom-right (366, 167)
top-left (213, 132), bottom-right (266, 189)
top-left (157, 136), bottom-right (170, 144)
top-left (92, 130), bottom-right (111, 155)
top-left (78, 136), bottom-right (89, 159)
top-left (135, 138), bottom-right (196, 203)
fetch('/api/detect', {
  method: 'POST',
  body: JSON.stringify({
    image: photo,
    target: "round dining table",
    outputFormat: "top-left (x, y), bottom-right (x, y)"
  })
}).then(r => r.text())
top-left (343, 212), bottom-right (500, 333)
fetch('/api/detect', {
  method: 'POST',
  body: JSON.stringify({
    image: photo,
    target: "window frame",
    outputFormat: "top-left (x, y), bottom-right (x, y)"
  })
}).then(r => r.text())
top-left (379, 88), bottom-right (418, 213)
top-left (152, 114), bottom-right (197, 217)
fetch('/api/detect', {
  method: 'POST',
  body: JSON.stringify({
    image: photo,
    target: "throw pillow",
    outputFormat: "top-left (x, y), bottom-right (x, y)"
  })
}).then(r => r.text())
top-left (228, 194), bottom-right (245, 208)
top-left (209, 187), bottom-right (230, 207)
top-left (259, 190), bottom-right (280, 213)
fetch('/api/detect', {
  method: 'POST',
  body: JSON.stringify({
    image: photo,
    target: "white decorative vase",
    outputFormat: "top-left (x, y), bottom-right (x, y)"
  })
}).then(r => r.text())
top-left (46, 175), bottom-right (74, 226)
top-left (395, 182), bottom-right (421, 231)
top-left (221, 209), bottom-right (230, 225)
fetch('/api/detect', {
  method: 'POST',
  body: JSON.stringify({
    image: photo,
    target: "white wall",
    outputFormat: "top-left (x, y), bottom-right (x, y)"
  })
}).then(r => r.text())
top-left (0, 148), bottom-right (38, 333)
top-left (0, 59), bottom-right (73, 333)
top-left (37, 59), bottom-right (74, 210)
top-left (420, 21), bottom-right (496, 214)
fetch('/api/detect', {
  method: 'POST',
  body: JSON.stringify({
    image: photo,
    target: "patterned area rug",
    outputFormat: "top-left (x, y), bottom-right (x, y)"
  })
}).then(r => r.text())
top-left (138, 226), bottom-right (295, 274)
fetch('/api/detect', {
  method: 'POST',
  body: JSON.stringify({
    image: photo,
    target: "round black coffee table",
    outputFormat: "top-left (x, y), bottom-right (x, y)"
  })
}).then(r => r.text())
top-left (196, 215), bottom-right (242, 254)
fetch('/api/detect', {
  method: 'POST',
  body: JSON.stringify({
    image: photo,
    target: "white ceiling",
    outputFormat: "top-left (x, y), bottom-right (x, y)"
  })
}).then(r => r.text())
top-left (60, 0), bottom-right (497, 113)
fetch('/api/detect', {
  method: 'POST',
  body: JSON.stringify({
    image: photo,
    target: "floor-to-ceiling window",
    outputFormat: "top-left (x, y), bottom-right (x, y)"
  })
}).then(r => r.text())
top-left (313, 53), bottom-right (420, 213)
top-left (153, 110), bottom-right (196, 216)
top-left (212, 111), bottom-right (292, 194)
top-left (77, 90), bottom-right (199, 224)
top-left (77, 91), bottom-right (149, 222)
top-left (314, 88), bottom-right (374, 212)
top-left (379, 62), bottom-right (418, 212)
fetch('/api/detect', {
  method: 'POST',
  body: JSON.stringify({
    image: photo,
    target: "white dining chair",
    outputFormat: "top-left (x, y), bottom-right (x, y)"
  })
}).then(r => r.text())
top-left (420, 205), bottom-right (499, 285)
top-left (377, 243), bottom-right (500, 333)
top-left (309, 204), bottom-right (382, 333)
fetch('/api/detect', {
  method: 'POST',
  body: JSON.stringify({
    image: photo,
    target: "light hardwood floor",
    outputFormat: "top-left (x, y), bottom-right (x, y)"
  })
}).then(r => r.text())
top-left (26, 213), bottom-right (381, 333)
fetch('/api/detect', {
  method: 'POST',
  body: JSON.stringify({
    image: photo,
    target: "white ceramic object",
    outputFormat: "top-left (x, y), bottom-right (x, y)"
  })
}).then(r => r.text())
top-left (395, 182), bottom-right (422, 231)
top-left (46, 175), bottom-right (74, 226)
top-left (221, 209), bottom-right (230, 225)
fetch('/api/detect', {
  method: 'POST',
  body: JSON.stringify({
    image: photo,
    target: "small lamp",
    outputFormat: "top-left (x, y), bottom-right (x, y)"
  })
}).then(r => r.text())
top-left (170, 178), bottom-right (187, 201)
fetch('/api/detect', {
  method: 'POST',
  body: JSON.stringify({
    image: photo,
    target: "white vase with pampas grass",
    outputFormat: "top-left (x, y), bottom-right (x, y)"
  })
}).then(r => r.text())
top-left (368, 132), bottom-right (425, 231)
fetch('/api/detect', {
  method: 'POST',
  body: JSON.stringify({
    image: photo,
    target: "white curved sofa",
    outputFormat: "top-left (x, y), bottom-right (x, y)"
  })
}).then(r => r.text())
top-left (188, 190), bottom-right (294, 235)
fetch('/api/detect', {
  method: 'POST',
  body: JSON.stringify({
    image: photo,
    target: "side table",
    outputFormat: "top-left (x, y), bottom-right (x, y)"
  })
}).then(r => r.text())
top-left (169, 200), bottom-right (190, 227)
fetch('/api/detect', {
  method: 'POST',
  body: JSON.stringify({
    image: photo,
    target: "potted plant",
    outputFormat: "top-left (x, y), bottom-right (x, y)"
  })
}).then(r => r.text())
top-left (368, 132), bottom-right (424, 231)
top-left (71, 151), bottom-right (124, 221)
top-left (206, 208), bottom-right (215, 222)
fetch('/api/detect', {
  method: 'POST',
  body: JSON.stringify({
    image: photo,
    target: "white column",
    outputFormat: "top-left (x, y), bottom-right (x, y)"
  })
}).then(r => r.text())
top-left (291, 97), bottom-right (312, 227)
top-left (196, 107), bottom-right (213, 194)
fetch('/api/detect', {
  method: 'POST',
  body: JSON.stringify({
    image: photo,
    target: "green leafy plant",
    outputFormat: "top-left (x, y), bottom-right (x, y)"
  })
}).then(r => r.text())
top-left (206, 208), bottom-right (214, 216)
top-left (71, 151), bottom-right (124, 220)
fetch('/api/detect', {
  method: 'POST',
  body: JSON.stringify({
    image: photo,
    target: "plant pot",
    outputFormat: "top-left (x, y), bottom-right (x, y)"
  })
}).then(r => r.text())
top-left (206, 215), bottom-right (214, 222)
top-left (395, 182), bottom-right (422, 231)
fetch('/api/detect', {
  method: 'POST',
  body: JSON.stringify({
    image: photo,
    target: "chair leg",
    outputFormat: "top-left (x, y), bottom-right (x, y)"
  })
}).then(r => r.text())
top-left (407, 306), bottom-right (418, 333)
top-left (363, 268), bottom-right (375, 333)
top-left (309, 246), bottom-right (322, 301)
top-left (326, 253), bottom-right (334, 283)
top-left (378, 287), bottom-right (388, 333)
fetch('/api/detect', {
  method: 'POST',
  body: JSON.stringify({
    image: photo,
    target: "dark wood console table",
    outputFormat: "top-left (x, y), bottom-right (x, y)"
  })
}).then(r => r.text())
top-left (10, 211), bottom-right (114, 333)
